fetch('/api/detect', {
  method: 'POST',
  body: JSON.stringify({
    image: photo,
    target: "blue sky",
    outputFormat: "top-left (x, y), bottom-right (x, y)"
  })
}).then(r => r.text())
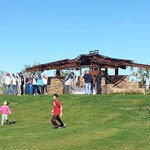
top-left (0, 0), bottom-right (150, 76)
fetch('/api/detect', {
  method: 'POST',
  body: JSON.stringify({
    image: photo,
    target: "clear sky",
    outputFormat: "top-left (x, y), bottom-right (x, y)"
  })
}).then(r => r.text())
top-left (0, 0), bottom-right (150, 76)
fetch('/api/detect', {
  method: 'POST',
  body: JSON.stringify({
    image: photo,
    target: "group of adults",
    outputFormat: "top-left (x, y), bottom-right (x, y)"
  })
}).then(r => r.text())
top-left (83, 70), bottom-right (102, 94)
top-left (5, 72), bottom-right (48, 96)
top-left (4, 70), bottom-right (101, 95)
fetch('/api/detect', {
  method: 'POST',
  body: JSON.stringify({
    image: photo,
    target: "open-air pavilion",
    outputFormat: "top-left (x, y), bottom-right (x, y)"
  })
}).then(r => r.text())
top-left (26, 50), bottom-right (150, 94)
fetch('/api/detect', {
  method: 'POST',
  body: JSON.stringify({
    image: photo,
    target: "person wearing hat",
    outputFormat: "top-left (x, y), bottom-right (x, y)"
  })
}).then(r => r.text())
top-left (5, 73), bottom-right (11, 95)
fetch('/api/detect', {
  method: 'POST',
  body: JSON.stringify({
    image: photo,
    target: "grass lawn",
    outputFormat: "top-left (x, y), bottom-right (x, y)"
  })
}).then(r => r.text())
top-left (0, 94), bottom-right (150, 150)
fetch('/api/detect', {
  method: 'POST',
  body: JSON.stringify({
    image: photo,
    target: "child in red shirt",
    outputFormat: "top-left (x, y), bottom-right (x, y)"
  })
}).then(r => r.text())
top-left (51, 94), bottom-right (65, 129)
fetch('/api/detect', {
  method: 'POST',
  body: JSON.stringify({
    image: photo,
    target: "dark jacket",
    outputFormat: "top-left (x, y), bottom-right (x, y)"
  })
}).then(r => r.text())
top-left (83, 73), bottom-right (93, 83)
top-left (96, 73), bottom-right (102, 84)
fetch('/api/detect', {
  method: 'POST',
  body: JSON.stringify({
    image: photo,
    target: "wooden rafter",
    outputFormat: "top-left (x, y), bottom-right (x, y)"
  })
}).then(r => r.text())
top-left (26, 52), bottom-right (150, 72)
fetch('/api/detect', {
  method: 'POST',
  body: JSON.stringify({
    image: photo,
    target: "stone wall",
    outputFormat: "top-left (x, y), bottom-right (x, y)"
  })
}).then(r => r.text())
top-left (102, 76), bottom-right (145, 95)
top-left (47, 78), bottom-right (64, 95)
top-left (47, 76), bottom-right (145, 95)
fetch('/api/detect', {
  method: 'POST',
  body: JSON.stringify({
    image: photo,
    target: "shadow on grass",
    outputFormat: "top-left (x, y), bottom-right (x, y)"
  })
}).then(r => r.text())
top-left (8, 121), bottom-right (16, 125)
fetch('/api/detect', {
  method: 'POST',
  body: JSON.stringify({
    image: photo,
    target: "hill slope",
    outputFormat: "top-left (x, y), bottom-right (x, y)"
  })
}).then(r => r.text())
top-left (0, 94), bottom-right (150, 150)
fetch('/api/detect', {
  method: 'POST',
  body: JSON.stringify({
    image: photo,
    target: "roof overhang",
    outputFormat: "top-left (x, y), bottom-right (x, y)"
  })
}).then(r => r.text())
top-left (26, 52), bottom-right (150, 72)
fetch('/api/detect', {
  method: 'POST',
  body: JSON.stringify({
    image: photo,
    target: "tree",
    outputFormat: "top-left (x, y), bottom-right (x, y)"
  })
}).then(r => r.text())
top-left (0, 70), bottom-right (6, 94)
top-left (130, 67), bottom-right (138, 81)
top-left (21, 62), bottom-right (42, 76)
top-left (60, 70), bottom-right (70, 77)
top-left (130, 67), bottom-right (150, 87)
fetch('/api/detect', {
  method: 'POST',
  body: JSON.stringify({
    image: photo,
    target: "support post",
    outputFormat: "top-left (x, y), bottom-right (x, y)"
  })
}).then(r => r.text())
top-left (105, 68), bottom-right (108, 75)
top-left (56, 69), bottom-right (60, 77)
top-left (80, 68), bottom-right (82, 76)
top-left (115, 68), bottom-right (119, 75)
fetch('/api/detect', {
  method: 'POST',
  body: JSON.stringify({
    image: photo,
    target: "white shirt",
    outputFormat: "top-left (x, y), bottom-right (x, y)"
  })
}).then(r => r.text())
top-left (32, 78), bottom-right (37, 85)
top-left (5, 76), bottom-right (11, 85)
top-left (43, 77), bottom-right (48, 85)
top-left (11, 76), bottom-right (17, 85)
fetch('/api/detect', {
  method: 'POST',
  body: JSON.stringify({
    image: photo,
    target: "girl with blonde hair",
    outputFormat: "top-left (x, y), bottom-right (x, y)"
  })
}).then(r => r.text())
top-left (0, 101), bottom-right (11, 125)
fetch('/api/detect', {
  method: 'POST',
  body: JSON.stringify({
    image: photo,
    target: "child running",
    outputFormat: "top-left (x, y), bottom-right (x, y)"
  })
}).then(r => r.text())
top-left (0, 101), bottom-right (11, 126)
top-left (51, 94), bottom-right (65, 129)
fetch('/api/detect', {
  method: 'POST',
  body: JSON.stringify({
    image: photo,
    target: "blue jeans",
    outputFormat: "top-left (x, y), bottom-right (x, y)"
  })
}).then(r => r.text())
top-left (25, 84), bottom-right (29, 94)
top-left (12, 85), bottom-right (18, 95)
top-left (33, 85), bottom-right (37, 95)
top-left (37, 85), bottom-right (44, 94)
top-left (5, 85), bottom-right (11, 95)
top-left (85, 83), bottom-right (91, 94)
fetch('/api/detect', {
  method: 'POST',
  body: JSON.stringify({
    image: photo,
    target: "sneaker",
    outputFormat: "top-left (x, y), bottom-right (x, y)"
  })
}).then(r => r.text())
top-left (62, 124), bottom-right (66, 128)
top-left (54, 126), bottom-right (61, 129)
top-left (56, 126), bottom-right (61, 129)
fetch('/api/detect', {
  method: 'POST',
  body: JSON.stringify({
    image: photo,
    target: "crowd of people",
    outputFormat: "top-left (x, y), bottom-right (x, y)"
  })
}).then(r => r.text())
top-left (4, 70), bottom-right (102, 95)
top-left (5, 72), bottom-right (48, 96)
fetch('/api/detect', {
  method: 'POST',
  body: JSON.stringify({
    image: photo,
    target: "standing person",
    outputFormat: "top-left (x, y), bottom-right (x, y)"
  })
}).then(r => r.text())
top-left (5, 73), bottom-right (11, 95)
top-left (11, 74), bottom-right (18, 95)
top-left (37, 74), bottom-right (44, 94)
top-left (20, 72), bottom-right (24, 95)
top-left (0, 101), bottom-right (11, 126)
top-left (43, 74), bottom-right (48, 94)
top-left (51, 94), bottom-right (65, 129)
top-left (70, 72), bottom-right (76, 94)
top-left (83, 70), bottom-right (93, 94)
top-left (25, 74), bottom-right (33, 95)
top-left (32, 73), bottom-right (37, 96)
top-left (95, 71), bottom-right (102, 94)
top-left (25, 74), bottom-right (29, 94)
top-left (15, 74), bottom-right (19, 95)
top-left (16, 73), bottom-right (21, 95)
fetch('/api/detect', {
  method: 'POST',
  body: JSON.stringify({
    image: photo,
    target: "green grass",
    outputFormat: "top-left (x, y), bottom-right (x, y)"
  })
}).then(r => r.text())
top-left (0, 94), bottom-right (150, 150)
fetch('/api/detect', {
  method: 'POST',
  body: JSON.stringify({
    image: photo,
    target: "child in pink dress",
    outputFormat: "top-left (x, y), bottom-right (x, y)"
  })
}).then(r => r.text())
top-left (0, 101), bottom-right (11, 126)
